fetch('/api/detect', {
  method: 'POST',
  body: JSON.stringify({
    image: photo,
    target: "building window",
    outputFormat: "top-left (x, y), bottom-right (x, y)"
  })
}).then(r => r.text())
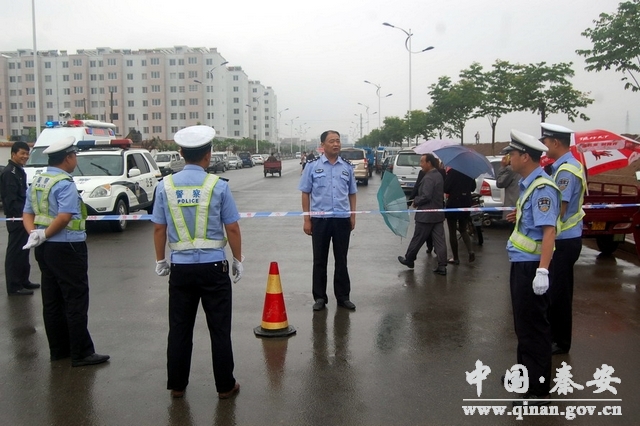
top-left (141, 60), bottom-right (147, 66)
top-left (128, 114), bottom-right (135, 121)
top-left (171, 126), bottom-right (178, 133)
top-left (107, 72), bottom-right (117, 79)
top-left (233, 97), bottom-right (239, 103)
top-left (141, 73), bottom-right (147, 80)
top-left (143, 100), bottom-right (148, 107)
top-left (90, 60), bottom-right (96, 67)
top-left (178, 73), bottom-right (185, 80)
top-left (189, 112), bottom-right (198, 119)
top-left (152, 112), bottom-right (161, 120)
top-left (151, 85), bottom-right (160, 92)
top-left (169, 59), bottom-right (176, 66)
top-left (179, 86), bottom-right (185, 93)
top-left (128, 101), bottom-right (134, 107)
top-left (26, 88), bottom-right (35, 95)
top-left (63, 88), bottom-right (70, 95)
top-left (179, 100), bottom-right (185, 106)
top-left (126, 60), bottom-right (133, 66)
top-left (127, 87), bottom-right (134, 94)
top-left (143, 114), bottom-right (148, 120)
top-left (152, 99), bottom-right (161, 106)
top-left (233, 75), bottom-right (239, 81)
top-left (108, 86), bottom-right (117, 93)
top-left (62, 75), bottom-right (69, 81)
top-left (153, 126), bottom-right (162, 133)
top-left (151, 58), bottom-right (160, 65)
top-left (45, 75), bottom-right (52, 82)
top-left (170, 86), bottom-right (177, 93)
top-left (189, 98), bottom-right (198, 106)
top-left (107, 58), bottom-right (117, 66)
top-left (233, 108), bottom-right (239, 114)
top-left (178, 59), bottom-right (184, 65)
top-left (151, 71), bottom-right (160, 78)
top-left (45, 62), bottom-right (51, 69)
top-left (25, 74), bottom-right (35, 81)
top-left (127, 73), bottom-right (134, 80)
top-left (170, 100), bottom-right (177, 106)
top-left (27, 101), bottom-right (36, 108)
top-left (188, 57), bottom-right (197, 64)
top-left (171, 113), bottom-right (177, 120)
top-left (62, 61), bottom-right (69, 68)
top-left (189, 84), bottom-right (198, 92)
top-left (74, 87), bottom-right (83, 94)
top-left (142, 87), bottom-right (148, 93)
top-left (72, 59), bottom-right (82, 66)
top-left (234, 131), bottom-right (240, 136)
top-left (46, 102), bottom-right (53, 108)
top-left (188, 71), bottom-right (198, 78)
top-left (234, 119), bottom-right (240, 125)
top-left (74, 100), bottom-right (84, 107)
top-left (143, 127), bottom-right (149, 133)
top-left (25, 60), bottom-right (34, 68)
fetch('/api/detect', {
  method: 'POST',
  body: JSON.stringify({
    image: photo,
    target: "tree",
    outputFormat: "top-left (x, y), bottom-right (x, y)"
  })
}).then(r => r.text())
top-left (381, 117), bottom-right (406, 146)
top-left (474, 60), bottom-right (519, 152)
top-left (576, 0), bottom-right (640, 92)
top-left (511, 62), bottom-right (593, 124)
top-left (405, 110), bottom-right (437, 142)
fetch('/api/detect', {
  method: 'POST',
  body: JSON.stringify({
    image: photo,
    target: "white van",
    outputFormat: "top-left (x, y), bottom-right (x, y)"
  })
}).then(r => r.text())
top-left (25, 119), bottom-right (117, 183)
top-left (392, 150), bottom-right (422, 193)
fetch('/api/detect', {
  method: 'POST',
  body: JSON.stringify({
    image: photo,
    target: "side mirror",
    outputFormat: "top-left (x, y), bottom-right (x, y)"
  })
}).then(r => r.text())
top-left (128, 168), bottom-right (141, 178)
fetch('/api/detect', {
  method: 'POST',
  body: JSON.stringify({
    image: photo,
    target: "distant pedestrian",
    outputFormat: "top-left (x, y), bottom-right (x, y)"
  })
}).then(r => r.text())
top-left (475, 131), bottom-right (480, 145)
top-left (299, 130), bottom-right (357, 311)
top-left (22, 136), bottom-right (110, 367)
top-left (152, 125), bottom-right (242, 399)
top-left (398, 153), bottom-right (447, 275)
top-left (1, 141), bottom-right (40, 296)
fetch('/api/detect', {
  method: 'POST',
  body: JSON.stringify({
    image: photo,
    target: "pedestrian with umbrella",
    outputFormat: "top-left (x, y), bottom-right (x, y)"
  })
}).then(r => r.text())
top-left (443, 168), bottom-right (476, 265)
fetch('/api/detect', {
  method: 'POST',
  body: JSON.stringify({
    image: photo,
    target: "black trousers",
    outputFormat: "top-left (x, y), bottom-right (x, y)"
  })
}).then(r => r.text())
top-left (405, 221), bottom-right (447, 267)
top-left (167, 261), bottom-right (236, 393)
top-left (5, 221), bottom-right (31, 293)
top-left (510, 261), bottom-right (552, 396)
top-left (311, 218), bottom-right (351, 303)
top-left (34, 242), bottom-right (95, 360)
top-left (445, 212), bottom-right (473, 261)
top-left (549, 237), bottom-right (582, 351)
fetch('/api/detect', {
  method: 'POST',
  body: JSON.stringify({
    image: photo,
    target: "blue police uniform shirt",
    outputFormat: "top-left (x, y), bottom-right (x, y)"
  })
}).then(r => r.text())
top-left (151, 164), bottom-right (240, 264)
top-left (298, 154), bottom-right (357, 218)
top-left (551, 151), bottom-right (584, 240)
top-left (506, 167), bottom-right (560, 262)
top-left (24, 167), bottom-right (86, 242)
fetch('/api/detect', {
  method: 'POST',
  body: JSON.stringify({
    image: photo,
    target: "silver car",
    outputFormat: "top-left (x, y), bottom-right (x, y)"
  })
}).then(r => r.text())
top-left (475, 156), bottom-right (505, 221)
top-left (227, 155), bottom-right (241, 169)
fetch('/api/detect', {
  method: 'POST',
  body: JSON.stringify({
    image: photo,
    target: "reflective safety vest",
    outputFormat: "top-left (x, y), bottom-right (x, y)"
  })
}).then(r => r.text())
top-left (508, 176), bottom-right (561, 254)
top-left (163, 174), bottom-right (227, 251)
top-left (553, 162), bottom-right (586, 232)
top-left (31, 172), bottom-right (86, 231)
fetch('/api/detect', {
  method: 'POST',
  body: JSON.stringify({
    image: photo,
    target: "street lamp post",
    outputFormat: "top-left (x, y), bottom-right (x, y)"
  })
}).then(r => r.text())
top-left (205, 61), bottom-right (228, 130)
top-left (364, 80), bottom-right (392, 128)
top-left (357, 103), bottom-right (370, 134)
top-left (276, 108), bottom-right (289, 153)
top-left (383, 22), bottom-right (434, 144)
top-left (247, 95), bottom-right (262, 153)
top-left (288, 116), bottom-right (299, 154)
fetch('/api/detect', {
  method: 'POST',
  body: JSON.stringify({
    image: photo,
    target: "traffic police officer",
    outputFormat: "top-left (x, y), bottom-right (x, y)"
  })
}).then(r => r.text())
top-left (22, 136), bottom-right (110, 367)
top-left (540, 123), bottom-right (585, 355)
top-left (152, 125), bottom-right (242, 399)
top-left (299, 130), bottom-right (357, 312)
top-left (502, 129), bottom-right (561, 405)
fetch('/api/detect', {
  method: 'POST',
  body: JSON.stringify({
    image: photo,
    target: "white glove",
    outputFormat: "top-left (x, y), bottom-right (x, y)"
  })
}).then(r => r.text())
top-left (232, 256), bottom-right (245, 283)
top-left (155, 259), bottom-right (170, 276)
top-left (22, 229), bottom-right (47, 250)
top-left (532, 268), bottom-right (549, 295)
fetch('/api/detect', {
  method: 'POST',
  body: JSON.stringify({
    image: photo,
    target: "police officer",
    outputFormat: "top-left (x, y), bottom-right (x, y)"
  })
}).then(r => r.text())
top-left (540, 123), bottom-right (585, 355)
top-left (299, 130), bottom-right (357, 312)
top-left (152, 125), bottom-right (242, 399)
top-left (502, 130), bottom-right (561, 406)
top-left (22, 136), bottom-right (110, 367)
top-left (1, 141), bottom-right (40, 295)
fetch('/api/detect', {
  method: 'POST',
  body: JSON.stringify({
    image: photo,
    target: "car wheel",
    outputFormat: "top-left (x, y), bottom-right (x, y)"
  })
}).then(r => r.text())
top-left (110, 198), bottom-right (128, 232)
top-left (596, 235), bottom-right (620, 255)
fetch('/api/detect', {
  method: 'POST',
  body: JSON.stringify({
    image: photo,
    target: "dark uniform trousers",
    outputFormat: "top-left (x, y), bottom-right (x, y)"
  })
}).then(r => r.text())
top-left (405, 221), bottom-right (447, 267)
top-left (510, 261), bottom-right (552, 396)
top-left (5, 221), bottom-right (31, 293)
top-left (34, 242), bottom-right (95, 360)
top-left (167, 261), bottom-right (235, 393)
top-left (549, 237), bottom-right (582, 351)
top-left (311, 217), bottom-right (351, 304)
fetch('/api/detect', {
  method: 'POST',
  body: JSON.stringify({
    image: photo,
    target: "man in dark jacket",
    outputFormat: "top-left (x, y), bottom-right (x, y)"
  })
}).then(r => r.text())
top-left (1, 142), bottom-right (39, 295)
top-left (398, 154), bottom-right (447, 275)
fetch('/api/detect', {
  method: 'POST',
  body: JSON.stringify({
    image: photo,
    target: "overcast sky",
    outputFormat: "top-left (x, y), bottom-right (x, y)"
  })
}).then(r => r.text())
top-left (2, 0), bottom-right (637, 143)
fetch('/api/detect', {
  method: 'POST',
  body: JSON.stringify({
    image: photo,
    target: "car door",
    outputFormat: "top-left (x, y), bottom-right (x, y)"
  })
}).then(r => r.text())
top-left (125, 152), bottom-right (156, 209)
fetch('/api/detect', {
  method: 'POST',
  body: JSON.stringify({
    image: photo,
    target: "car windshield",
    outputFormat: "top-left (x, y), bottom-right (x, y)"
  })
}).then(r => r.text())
top-left (155, 154), bottom-right (171, 162)
top-left (210, 156), bottom-right (221, 163)
top-left (340, 150), bottom-right (364, 161)
top-left (229, 156), bottom-right (238, 160)
top-left (72, 154), bottom-right (123, 176)
top-left (25, 147), bottom-right (49, 167)
top-left (396, 153), bottom-right (421, 167)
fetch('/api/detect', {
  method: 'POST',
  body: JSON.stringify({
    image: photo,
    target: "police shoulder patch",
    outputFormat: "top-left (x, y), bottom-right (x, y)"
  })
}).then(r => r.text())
top-left (537, 197), bottom-right (551, 213)
top-left (557, 177), bottom-right (570, 191)
top-left (341, 157), bottom-right (353, 165)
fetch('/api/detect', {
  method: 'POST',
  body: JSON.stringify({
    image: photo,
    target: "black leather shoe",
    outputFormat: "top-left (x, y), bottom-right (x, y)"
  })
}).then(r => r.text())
top-left (552, 343), bottom-right (569, 355)
top-left (338, 300), bottom-right (356, 310)
top-left (171, 389), bottom-right (185, 398)
top-left (72, 353), bottom-right (110, 367)
top-left (468, 252), bottom-right (476, 263)
top-left (512, 393), bottom-right (550, 407)
top-left (23, 282), bottom-right (41, 290)
top-left (312, 299), bottom-right (326, 311)
top-left (432, 267), bottom-right (447, 276)
top-left (8, 289), bottom-right (34, 296)
top-left (398, 256), bottom-right (414, 268)
top-left (218, 382), bottom-right (240, 399)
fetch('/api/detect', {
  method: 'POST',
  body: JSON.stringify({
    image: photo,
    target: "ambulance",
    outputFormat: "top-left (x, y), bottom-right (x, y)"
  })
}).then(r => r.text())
top-left (24, 119), bottom-right (117, 183)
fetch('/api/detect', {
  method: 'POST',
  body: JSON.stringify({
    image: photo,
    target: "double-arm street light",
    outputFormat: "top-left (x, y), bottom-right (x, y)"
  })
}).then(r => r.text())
top-left (364, 80), bottom-right (393, 128)
top-left (286, 116), bottom-right (300, 153)
top-left (383, 22), bottom-right (434, 122)
top-left (247, 95), bottom-right (262, 153)
top-left (276, 108), bottom-right (289, 153)
top-left (195, 60), bottom-right (228, 131)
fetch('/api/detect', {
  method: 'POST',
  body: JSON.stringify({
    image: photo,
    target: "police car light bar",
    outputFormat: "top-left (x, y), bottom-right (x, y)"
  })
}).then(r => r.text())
top-left (45, 119), bottom-right (85, 128)
top-left (76, 139), bottom-right (132, 150)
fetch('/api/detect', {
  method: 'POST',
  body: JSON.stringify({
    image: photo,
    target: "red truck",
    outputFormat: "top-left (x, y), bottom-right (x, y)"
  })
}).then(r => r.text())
top-left (582, 181), bottom-right (640, 258)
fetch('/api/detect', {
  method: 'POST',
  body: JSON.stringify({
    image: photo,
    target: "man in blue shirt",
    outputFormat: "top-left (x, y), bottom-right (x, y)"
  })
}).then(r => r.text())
top-left (503, 130), bottom-right (561, 406)
top-left (152, 125), bottom-right (242, 400)
top-left (540, 123), bottom-right (585, 355)
top-left (299, 130), bottom-right (357, 311)
top-left (22, 136), bottom-right (110, 367)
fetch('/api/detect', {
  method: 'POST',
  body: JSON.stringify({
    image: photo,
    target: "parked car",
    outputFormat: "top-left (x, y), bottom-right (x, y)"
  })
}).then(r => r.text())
top-left (339, 148), bottom-right (369, 185)
top-left (295, 152), bottom-right (301, 159)
top-left (474, 156), bottom-right (505, 222)
top-left (252, 154), bottom-right (264, 165)
top-left (238, 152), bottom-right (254, 168)
top-left (207, 155), bottom-right (226, 173)
top-left (227, 155), bottom-right (241, 169)
top-left (392, 150), bottom-right (422, 193)
top-left (153, 151), bottom-right (185, 176)
top-left (380, 155), bottom-right (396, 177)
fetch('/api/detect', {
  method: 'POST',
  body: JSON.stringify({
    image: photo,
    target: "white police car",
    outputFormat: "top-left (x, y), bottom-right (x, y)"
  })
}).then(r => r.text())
top-left (72, 139), bottom-right (161, 232)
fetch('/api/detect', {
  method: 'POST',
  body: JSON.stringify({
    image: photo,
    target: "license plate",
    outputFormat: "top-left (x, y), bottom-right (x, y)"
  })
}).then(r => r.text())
top-left (405, 182), bottom-right (414, 188)
top-left (591, 221), bottom-right (606, 231)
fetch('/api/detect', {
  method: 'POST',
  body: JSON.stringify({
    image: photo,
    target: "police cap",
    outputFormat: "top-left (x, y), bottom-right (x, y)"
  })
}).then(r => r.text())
top-left (501, 129), bottom-right (548, 155)
top-left (174, 125), bottom-right (216, 150)
top-left (540, 123), bottom-right (573, 141)
top-left (43, 136), bottom-right (77, 155)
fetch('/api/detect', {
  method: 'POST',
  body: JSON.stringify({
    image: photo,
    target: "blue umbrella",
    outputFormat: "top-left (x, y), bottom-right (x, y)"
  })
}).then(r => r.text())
top-left (433, 145), bottom-right (494, 179)
top-left (377, 172), bottom-right (410, 238)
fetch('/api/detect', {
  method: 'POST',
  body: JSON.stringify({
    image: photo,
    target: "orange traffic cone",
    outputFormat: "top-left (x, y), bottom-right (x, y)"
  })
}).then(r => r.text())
top-left (254, 262), bottom-right (297, 337)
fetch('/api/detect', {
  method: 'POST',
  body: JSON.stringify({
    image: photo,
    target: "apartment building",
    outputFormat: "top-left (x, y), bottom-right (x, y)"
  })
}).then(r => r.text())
top-left (0, 46), bottom-right (278, 143)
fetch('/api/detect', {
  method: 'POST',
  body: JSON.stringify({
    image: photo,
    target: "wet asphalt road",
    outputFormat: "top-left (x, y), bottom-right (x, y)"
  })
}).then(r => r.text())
top-left (1, 159), bottom-right (639, 425)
